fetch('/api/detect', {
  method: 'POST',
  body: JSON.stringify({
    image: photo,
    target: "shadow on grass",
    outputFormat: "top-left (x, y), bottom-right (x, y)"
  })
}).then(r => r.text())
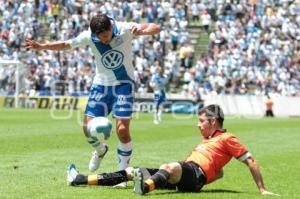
top-left (70, 185), bottom-right (243, 195)
top-left (148, 188), bottom-right (242, 196)
top-left (201, 189), bottom-right (242, 193)
top-left (71, 185), bottom-right (134, 190)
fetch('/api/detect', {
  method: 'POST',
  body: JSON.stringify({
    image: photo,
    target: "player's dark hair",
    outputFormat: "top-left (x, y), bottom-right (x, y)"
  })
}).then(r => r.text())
top-left (199, 104), bottom-right (224, 127)
top-left (90, 13), bottom-right (112, 34)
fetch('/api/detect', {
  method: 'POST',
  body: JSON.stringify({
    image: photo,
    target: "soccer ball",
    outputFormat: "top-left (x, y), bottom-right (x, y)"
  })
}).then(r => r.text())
top-left (87, 117), bottom-right (113, 142)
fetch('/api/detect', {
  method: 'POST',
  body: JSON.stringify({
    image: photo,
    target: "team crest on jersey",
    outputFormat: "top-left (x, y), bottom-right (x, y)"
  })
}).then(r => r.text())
top-left (101, 50), bottom-right (124, 70)
top-left (114, 36), bottom-right (124, 46)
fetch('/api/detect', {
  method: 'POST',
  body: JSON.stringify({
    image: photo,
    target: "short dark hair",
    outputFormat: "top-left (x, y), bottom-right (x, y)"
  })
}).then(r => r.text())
top-left (90, 13), bottom-right (111, 34)
top-left (198, 104), bottom-right (224, 127)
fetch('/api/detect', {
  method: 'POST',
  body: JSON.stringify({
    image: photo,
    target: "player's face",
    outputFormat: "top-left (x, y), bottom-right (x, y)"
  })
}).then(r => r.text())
top-left (198, 113), bottom-right (214, 138)
top-left (97, 29), bottom-right (113, 44)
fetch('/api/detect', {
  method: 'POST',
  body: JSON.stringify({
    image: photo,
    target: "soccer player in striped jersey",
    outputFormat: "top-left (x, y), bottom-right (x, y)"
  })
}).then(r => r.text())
top-left (149, 66), bottom-right (168, 124)
top-left (26, 13), bottom-right (160, 188)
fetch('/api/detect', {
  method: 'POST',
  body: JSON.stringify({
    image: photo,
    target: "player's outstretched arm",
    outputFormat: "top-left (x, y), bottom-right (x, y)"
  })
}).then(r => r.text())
top-left (243, 157), bottom-right (280, 196)
top-left (26, 39), bottom-right (71, 51)
top-left (131, 23), bottom-right (161, 36)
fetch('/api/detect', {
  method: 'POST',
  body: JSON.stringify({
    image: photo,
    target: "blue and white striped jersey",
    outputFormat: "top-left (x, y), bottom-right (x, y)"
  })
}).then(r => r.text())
top-left (150, 73), bottom-right (168, 94)
top-left (69, 20), bottom-right (138, 86)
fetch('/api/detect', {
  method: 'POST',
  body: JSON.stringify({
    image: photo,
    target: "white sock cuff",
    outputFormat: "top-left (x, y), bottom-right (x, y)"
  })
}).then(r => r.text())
top-left (87, 137), bottom-right (99, 147)
top-left (87, 137), bottom-right (106, 152)
top-left (118, 141), bottom-right (132, 151)
top-left (87, 137), bottom-right (95, 142)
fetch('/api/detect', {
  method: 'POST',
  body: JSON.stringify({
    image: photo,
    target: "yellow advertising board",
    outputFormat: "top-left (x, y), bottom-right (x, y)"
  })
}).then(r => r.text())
top-left (0, 96), bottom-right (88, 110)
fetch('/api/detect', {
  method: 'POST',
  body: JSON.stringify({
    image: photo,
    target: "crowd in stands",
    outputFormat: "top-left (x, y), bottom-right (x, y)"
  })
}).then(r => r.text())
top-left (0, 0), bottom-right (299, 99)
top-left (185, 0), bottom-right (300, 98)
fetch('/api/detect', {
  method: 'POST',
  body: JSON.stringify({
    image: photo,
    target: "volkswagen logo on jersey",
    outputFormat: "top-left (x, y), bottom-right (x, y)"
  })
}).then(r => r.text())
top-left (101, 50), bottom-right (124, 70)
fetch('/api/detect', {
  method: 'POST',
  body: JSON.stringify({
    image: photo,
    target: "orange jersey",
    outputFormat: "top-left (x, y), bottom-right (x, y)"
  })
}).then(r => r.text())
top-left (185, 130), bottom-right (250, 183)
top-left (265, 99), bottom-right (273, 111)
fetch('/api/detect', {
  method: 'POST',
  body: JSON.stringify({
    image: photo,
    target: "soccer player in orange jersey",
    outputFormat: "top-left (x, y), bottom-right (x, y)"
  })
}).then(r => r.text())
top-left (132, 104), bottom-right (279, 195)
top-left (67, 104), bottom-right (278, 196)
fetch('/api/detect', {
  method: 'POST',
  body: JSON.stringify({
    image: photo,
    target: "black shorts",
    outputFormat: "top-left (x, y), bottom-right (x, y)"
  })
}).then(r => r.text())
top-left (176, 161), bottom-right (207, 192)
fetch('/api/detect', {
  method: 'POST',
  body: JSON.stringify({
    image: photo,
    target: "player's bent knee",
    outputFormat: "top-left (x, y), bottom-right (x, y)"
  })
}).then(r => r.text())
top-left (117, 126), bottom-right (129, 136)
top-left (117, 125), bottom-right (128, 134)
top-left (159, 162), bottom-right (180, 174)
top-left (159, 163), bottom-right (169, 171)
top-left (167, 162), bottom-right (182, 184)
top-left (168, 162), bottom-right (181, 173)
top-left (83, 116), bottom-right (93, 137)
top-left (116, 126), bottom-right (131, 143)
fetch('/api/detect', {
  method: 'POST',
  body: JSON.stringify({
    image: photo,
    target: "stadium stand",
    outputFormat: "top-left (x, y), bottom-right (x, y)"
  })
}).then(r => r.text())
top-left (0, 0), bottom-right (299, 100)
top-left (197, 0), bottom-right (300, 97)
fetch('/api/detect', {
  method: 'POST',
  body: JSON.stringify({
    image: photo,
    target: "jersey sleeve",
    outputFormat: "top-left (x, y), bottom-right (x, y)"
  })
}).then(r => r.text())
top-left (68, 30), bottom-right (90, 49)
top-left (224, 135), bottom-right (252, 161)
top-left (116, 21), bottom-right (141, 32)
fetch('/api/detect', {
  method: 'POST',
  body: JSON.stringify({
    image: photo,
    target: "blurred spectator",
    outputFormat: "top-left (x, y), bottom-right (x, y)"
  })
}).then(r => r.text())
top-left (191, 2), bottom-right (200, 22)
top-left (179, 43), bottom-right (194, 69)
top-left (265, 96), bottom-right (274, 117)
top-left (201, 9), bottom-right (211, 34)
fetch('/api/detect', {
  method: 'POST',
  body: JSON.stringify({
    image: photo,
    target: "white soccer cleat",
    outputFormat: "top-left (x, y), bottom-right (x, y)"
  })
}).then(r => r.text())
top-left (89, 144), bottom-right (109, 172)
top-left (67, 164), bottom-right (79, 186)
top-left (158, 115), bottom-right (162, 123)
top-left (113, 182), bottom-right (127, 189)
top-left (158, 118), bottom-right (162, 123)
top-left (133, 167), bottom-right (146, 195)
top-left (153, 120), bottom-right (159, 125)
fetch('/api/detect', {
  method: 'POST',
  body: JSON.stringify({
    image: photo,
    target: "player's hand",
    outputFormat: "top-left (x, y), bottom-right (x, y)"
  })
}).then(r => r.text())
top-left (131, 26), bottom-right (143, 36)
top-left (261, 190), bottom-right (280, 196)
top-left (25, 39), bottom-right (44, 50)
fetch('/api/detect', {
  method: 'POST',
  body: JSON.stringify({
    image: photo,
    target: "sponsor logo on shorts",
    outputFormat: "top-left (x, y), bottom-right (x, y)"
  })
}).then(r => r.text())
top-left (117, 95), bottom-right (127, 105)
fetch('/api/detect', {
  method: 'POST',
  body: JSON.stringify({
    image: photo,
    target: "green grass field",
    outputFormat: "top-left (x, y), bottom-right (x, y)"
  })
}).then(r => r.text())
top-left (0, 108), bottom-right (299, 199)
